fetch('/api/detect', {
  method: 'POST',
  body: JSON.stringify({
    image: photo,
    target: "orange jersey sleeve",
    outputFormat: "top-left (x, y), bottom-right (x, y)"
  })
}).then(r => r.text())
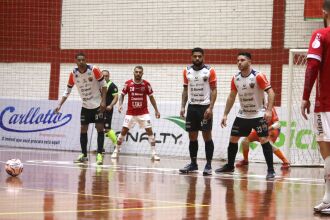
top-left (183, 69), bottom-right (188, 85)
top-left (67, 72), bottom-right (75, 87)
top-left (256, 73), bottom-right (271, 90)
top-left (209, 68), bottom-right (217, 88)
top-left (231, 76), bottom-right (237, 91)
top-left (93, 66), bottom-right (103, 81)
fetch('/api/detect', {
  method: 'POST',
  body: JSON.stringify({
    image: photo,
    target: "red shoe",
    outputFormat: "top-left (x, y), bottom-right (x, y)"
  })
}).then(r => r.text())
top-left (236, 160), bottom-right (249, 167)
top-left (281, 163), bottom-right (290, 170)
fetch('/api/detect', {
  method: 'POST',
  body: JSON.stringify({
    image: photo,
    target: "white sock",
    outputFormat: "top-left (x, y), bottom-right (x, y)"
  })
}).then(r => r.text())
top-left (151, 146), bottom-right (156, 155)
top-left (323, 156), bottom-right (330, 203)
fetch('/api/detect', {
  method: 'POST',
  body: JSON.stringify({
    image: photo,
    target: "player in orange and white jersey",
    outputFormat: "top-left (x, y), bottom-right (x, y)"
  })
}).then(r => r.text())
top-left (55, 52), bottom-right (107, 165)
top-left (236, 107), bottom-right (290, 169)
top-left (179, 47), bottom-right (217, 176)
top-left (215, 52), bottom-right (276, 179)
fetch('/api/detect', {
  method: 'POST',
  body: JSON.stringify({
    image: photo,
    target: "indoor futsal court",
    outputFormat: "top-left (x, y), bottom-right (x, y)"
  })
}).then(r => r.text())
top-left (0, 147), bottom-right (326, 219)
top-left (1, 0), bottom-right (330, 219)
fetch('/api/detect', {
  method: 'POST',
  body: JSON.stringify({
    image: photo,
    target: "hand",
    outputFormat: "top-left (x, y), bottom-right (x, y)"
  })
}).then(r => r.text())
top-left (106, 105), bottom-right (113, 112)
top-left (54, 105), bottom-right (61, 114)
top-left (301, 100), bottom-right (311, 120)
top-left (118, 105), bottom-right (123, 113)
top-left (203, 107), bottom-right (212, 120)
top-left (155, 111), bottom-right (160, 119)
top-left (221, 115), bottom-right (227, 128)
top-left (100, 101), bottom-right (106, 113)
top-left (180, 107), bottom-right (185, 118)
top-left (264, 109), bottom-right (272, 123)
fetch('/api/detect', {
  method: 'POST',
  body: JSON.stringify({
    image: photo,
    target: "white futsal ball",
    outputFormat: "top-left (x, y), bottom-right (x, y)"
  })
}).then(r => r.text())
top-left (5, 159), bottom-right (23, 177)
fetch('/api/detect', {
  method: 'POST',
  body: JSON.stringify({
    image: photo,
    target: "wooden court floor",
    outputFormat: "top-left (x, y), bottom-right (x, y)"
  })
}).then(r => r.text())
top-left (0, 147), bottom-right (328, 220)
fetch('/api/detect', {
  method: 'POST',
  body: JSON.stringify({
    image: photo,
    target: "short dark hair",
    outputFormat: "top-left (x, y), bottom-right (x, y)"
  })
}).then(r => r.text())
top-left (191, 47), bottom-right (204, 55)
top-left (102, 69), bottom-right (109, 74)
top-left (75, 52), bottom-right (86, 59)
top-left (134, 65), bottom-right (143, 71)
top-left (238, 52), bottom-right (252, 60)
top-left (324, 0), bottom-right (330, 11)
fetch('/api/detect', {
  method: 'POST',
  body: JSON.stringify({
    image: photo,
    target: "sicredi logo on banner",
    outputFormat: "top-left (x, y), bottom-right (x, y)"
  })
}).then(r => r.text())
top-left (0, 106), bottom-right (72, 132)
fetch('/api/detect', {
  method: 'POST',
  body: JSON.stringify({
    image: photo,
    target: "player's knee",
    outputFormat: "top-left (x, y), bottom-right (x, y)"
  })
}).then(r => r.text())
top-left (272, 145), bottom-right (277, 152)
top-left (241, 138), bottom-right (250, 147)
top-left (188, 131), bottom-right (198, 141)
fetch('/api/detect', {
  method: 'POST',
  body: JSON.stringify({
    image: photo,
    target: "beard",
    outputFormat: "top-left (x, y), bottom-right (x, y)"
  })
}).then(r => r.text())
top-left (192, 60), bottom-right (203, 71)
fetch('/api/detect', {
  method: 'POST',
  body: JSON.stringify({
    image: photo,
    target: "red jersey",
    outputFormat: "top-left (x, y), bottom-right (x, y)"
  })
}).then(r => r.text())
top-left (307, 27), bottom-right (330, 112)
top-left (122, 79), bottom-right (153, 115)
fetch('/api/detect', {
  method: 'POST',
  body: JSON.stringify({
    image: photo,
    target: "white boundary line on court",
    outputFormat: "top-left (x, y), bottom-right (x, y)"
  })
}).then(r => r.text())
top-left (0, 147), bottom-right (324, 185)
top-left (18, 159), bottom-right (324, 186)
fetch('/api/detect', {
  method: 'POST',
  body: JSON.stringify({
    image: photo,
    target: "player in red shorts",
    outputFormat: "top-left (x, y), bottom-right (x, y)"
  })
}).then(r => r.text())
top-left (301, 0), bottom-right (330, 213)
top-left (236, 107), bottom-right (290, 169)
top-left (111, 65), bottom-right (161, 160)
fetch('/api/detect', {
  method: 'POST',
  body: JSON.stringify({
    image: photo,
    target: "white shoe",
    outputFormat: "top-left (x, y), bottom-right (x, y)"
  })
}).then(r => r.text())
top-left (111, 150), bottom-right (119, 159)
top-left (321, 208), bottom-right (330, 214)
top-left (314, 202), bottom-right (330, 212)
top-left (151, 154), bottom-right (160, 161)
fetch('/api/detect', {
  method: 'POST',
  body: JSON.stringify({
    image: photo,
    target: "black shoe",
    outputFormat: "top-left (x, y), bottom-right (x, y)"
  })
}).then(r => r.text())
top-left (179, 163), bottom-right (198, 174)
top-left (215, 164), bottom-right (235, 173)
top-left (266, 171), bottom-right (275, 179)
top-left (203, 164), bottom-right (212, 176)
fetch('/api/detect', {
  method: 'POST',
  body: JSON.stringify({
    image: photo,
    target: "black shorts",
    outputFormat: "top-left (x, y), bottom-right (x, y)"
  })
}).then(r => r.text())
top-left (231, 117), bottom-right (268, 137)
top-left (80, 107), bottom-right (104, 125)
top-left (104, 110), bottom-right (113, 130)
top-left (185, 104), bottom-right (212, 132)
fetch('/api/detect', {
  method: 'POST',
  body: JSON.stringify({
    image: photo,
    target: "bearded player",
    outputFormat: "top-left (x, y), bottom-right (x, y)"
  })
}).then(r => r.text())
top-left (111, 65), bottom-right (161, 161)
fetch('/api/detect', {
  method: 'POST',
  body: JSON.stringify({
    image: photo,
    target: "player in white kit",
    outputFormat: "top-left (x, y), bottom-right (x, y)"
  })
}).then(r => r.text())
top-left (215, 52), bottom-right (276, 179)
top-left (179, 47), bottom-right (217, 176)
top-left (55, 52), bottom-right (107, 165)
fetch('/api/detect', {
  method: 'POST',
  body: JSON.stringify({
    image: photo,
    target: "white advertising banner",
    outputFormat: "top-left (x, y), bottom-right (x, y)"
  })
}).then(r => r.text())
top-left (0, 98), bottom-right (322, 165)
top-left (0, 98), bottom-right (82, 151)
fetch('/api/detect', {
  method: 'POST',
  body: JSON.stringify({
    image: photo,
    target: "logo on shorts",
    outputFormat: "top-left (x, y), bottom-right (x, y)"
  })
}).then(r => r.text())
top-left (316, 114), bottom-right (324, 135)
top-left (201, 119), bottom-right (208, 126)
top-left (262, 123), bottom-right (268, 131)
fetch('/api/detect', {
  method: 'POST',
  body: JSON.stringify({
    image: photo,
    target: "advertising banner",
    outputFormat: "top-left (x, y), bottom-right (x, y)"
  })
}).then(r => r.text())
top-left (0, 98), bottom-right (322, 164)
top-left (0, 98), bottom-right (81, 151)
